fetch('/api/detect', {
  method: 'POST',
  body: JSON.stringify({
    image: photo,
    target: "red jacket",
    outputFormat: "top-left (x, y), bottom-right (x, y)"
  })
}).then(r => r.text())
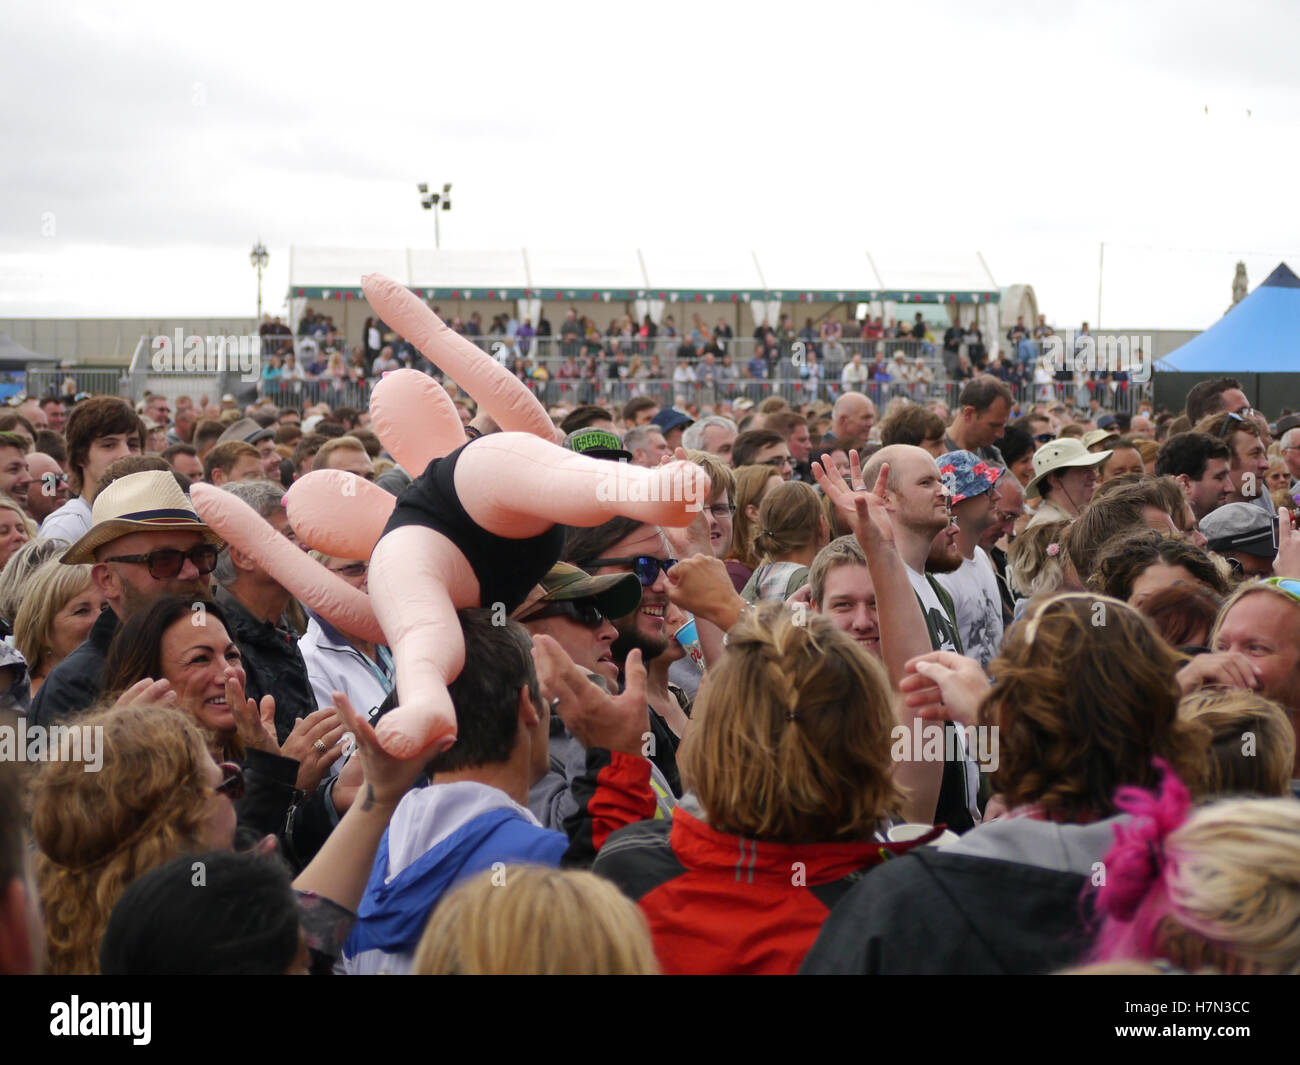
top-left (584, 754), bottom-right (932, 975)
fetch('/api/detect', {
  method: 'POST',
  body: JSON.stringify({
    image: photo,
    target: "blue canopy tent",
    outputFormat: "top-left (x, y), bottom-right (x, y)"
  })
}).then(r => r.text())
top-left (1154, 263), bottom-right (1300, 415)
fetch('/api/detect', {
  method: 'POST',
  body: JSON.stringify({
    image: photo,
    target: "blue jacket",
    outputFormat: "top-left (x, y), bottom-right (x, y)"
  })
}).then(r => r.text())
top-left (341, 781), bottom-right (567, 974)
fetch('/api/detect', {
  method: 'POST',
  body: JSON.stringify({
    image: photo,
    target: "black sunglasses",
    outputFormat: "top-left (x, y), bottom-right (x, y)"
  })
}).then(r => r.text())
top-left (1033, 433), bottom-right (1055, 445)
top-left (519, 598), bottom-right (607, 628)
top-left (587, 555), bottom-right (677, 586)
top-left (104, 544), bottom-right (219, 579)
top-left (215, 761), bottom-right (245, 801)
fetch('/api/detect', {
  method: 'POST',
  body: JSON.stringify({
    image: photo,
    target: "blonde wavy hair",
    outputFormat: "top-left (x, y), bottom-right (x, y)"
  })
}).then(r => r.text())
top-left (33, 704), bottom-right (216, 974)
top-left (1118, 798), bottom-right (1300, 974)
top-left (13, 558), bottom-right (95, 684)
top-left (679, 602), bottom-right (901, 842)
top-left (1178, 688), bottom-right (1295, 798)
top-left (413, 865), bottom-right (659, 975)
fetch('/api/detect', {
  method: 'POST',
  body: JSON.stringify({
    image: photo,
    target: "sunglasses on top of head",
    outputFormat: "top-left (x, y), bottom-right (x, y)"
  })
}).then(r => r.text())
top-left (587, 555), bottom-right (677, 586)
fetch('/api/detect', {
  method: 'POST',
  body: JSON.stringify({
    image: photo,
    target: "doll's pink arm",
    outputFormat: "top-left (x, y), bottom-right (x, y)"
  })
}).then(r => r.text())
top-left (191, 483), bottom-right (386, 645)
top-left (362, 273), bottom-right (563, 444)
top-left (366, 524), bottom-right (482, 758)
top-left (282, 471), bottom-right (393, 559)
top-left (453, 433), bottom-right (712, 535)
top-left (368, 369), bottom-right (468, 474)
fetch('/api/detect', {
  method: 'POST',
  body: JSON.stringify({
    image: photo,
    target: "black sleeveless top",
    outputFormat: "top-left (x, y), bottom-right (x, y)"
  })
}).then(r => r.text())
top-left (382, 438), bottom-right (566, 616)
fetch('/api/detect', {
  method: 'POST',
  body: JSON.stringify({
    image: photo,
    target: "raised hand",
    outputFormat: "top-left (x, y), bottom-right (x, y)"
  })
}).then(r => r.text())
top-left (532, 635), bottom-right (648, 756)
top-left (111, 677), bottom-right (178, 711)
top-left (1275, 508), bottom-right (1300, 579)
top-left (812, 451), bottom-right (894, 548)
top-left (280, 707), bottom-right (349, 793)
top-left (899, 651), bottom-right (991, 727)
top-left (225, 668), bottom-right (280, 755)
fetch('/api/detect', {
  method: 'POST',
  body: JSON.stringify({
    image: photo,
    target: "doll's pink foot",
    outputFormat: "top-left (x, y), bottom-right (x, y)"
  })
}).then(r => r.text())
top-left (374, 700), bottom-right (458, 759)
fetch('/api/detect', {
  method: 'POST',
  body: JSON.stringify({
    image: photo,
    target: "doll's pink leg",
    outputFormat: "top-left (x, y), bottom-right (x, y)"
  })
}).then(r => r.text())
top-left (282, 470), bottom-right (393, 559)
top-left (367, 524), bottom-right (482, 758)
top-left (362, 274), bottom-right (563, 444)
top-left (453, 433), bottom-right (711, 535)
top-left (191, 483), bottom-right (385, 644)
top-left (368, 369), bottom-right (468, 474)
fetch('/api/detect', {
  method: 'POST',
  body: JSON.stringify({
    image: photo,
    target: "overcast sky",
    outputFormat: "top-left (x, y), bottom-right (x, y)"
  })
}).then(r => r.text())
top-left (3, 0), bottom-right (1299, 330)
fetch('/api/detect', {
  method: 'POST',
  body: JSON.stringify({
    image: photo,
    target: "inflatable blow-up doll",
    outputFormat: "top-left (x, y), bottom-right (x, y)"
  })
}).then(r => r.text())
top-left (193, 274), bottom-right (709, 759)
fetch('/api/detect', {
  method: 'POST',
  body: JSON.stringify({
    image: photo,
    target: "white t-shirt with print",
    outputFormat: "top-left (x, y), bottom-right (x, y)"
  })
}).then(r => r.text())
top-left (935, 548), bottom-right (1005, 669)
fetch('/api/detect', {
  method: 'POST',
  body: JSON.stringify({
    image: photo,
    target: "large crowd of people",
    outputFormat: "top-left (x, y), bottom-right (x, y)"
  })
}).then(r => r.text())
top-left (2, 368), bottom-right (1300, 977)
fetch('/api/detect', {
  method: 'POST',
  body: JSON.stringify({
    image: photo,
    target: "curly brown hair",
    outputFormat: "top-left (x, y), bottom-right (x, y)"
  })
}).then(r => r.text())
top-left (982, 593), bottom-right (1205, 822)
top-left (679, 602), bottom-right (901, 841)
top-left (1088, 529), bottom-right (1228, 602)
top-left (33, 704), bottom-right (216, 974)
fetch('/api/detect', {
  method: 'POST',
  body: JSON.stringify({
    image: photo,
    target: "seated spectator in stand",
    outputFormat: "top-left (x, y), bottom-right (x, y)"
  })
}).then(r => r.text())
top-left (33, 704), bottom-right (238, 973)
top-left (591, 605), bottom-right (931, 975)
top-left (13, 558), bottom-right (102, 697)
top-left (203, 441), bottom-right (265, 486)
top-left (802, 593), bottom-right (1205, 975)
top-left (1090, 785), bottom-right (1300, 973)
top-left (879, 402), bottom-right (947, 458)
top-left (414, 866), bottom-right (659, 975)
top-left (739, 481), bottom-right (829, 603)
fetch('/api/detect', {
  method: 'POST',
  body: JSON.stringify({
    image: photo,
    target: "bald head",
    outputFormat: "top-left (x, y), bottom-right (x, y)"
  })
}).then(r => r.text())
top-left (24, 451), bottom-right (67, 524)
top-left (861, 443), bottom-right (933, 494)
top-left (832, 392), bottom-right (877, 450)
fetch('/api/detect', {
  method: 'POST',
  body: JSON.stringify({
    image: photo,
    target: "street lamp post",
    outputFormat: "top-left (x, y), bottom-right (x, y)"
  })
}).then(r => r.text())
top-left (250, 240), bottom-right (269, 319)
top-left (417, 183), bottom-right (452, 248)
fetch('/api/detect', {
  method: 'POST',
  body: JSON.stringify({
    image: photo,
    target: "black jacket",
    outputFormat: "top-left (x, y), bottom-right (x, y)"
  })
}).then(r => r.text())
top-left (799, 848), bottom-right (1095, 975)
top-left (29, 606), bottom-right (119, 728)
top-left (215, 587), bottom-right (315, 744)
top-left (236, 747), bottom-right (341, 874)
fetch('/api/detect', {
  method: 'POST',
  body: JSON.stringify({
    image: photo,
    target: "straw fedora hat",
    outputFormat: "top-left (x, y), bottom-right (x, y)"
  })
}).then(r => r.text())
top-left (62, 470), bottom-right (223, 564)
top-left (1024, 438), bottom-right (1111, 500)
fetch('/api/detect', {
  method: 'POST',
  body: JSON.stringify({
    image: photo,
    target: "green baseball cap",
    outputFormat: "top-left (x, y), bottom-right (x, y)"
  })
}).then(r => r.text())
top-left (511, 562), bottom-right (642, 621)
top-left (565, 427), bottom-right (633, 462)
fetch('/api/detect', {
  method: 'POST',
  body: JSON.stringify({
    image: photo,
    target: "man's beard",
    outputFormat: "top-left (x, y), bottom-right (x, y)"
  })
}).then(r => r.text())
top-left (118, 575), bottom-right (212, 620)
top-left (611, 618), bottom-right (669, 674)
